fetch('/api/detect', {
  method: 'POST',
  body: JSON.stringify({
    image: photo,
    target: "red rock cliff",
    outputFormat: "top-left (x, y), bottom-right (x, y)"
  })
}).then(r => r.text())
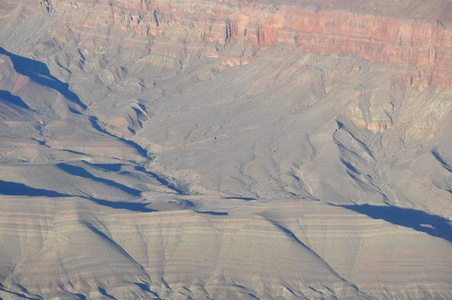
top-left (34, 0), bottom-right (452, 87)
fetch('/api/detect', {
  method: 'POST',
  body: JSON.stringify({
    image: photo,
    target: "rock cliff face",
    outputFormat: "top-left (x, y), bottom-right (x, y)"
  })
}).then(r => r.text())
top-left (28, 0), bottom-right (452, 87)
top-left (0, 1), bottom-right (451, 299)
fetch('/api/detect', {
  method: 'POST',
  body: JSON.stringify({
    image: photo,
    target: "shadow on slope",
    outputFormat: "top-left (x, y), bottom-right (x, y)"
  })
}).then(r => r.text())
top-left (90, 163), bottom-right (123, 172)
top-left (0, 47), bottom-right (87, 110)
top-left (88, 116), bottom-right (149, 157)
top-left (339, 204), bottom-right (452, 243)
top-left (0, 180), bottom-right (65, 197)
top-left (90, 198), bottom-right (156, 212)
top-left (0, 90), bottom-right (29, 109)
top-left (432, 149), bottom-right (452, 173)
top-left (194, 210), bottom-right (228, 215)
top-left (0, 286), bottom-right (39, 300)
top-left (135, 166), bottom-right (190, 195)
top-left (56, 163), bottom-right (142, 197)
top-left (0, 180), bottom-right (153, 212)
top-left (224, 196), bottom-right (257, 201)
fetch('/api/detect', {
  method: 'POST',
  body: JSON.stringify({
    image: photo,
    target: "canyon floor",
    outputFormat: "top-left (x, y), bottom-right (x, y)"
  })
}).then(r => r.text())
top-left (0, 0), bottom-right (451, 299)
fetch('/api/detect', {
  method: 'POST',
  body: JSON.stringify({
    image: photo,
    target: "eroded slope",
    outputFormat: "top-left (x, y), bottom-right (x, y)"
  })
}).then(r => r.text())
top-left (0, 0), bottom-right (451, 299)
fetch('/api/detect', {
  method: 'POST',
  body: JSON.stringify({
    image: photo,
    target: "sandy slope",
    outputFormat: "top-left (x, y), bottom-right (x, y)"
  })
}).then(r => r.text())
top-left (0, 195), bottom-right (451, 299)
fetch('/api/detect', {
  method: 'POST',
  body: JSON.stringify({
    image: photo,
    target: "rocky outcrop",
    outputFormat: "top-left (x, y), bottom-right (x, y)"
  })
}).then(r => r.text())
top-left (29, 0), bottom-right (452, 87)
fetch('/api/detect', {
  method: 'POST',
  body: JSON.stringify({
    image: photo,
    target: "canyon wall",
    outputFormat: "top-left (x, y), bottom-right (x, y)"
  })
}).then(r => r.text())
top-left (32, 0), bottom-right (452, 87)
top-left (0, 1), bottom-right (451, 299)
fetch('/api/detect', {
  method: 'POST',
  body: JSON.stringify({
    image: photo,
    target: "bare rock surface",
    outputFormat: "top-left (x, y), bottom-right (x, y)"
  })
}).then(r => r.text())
top-left (0, 0), bottom-right (451, 299)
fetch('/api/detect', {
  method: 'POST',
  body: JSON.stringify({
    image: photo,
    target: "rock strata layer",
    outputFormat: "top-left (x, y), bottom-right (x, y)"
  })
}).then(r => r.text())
top-left (27, 0), bottom-right (451, 87)
top-left (0, 195), bottom-right (451, 299)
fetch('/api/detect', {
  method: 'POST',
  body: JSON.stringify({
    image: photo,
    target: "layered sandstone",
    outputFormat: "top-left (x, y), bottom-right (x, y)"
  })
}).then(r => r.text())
top-left (0, 195), bottom-right (451, 299)
top-left (27, 0), bottom-right (452, 87)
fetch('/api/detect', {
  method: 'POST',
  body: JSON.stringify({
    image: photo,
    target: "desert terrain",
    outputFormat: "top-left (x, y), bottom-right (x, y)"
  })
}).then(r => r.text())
top-left (0, 0), bottom-right (451, 299)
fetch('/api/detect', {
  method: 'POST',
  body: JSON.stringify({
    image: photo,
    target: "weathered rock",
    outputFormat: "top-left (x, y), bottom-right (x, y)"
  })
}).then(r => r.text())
top-left (19, 0), bottom-right (451, 87)
top-left (0, 1), bottom-right (451, 299)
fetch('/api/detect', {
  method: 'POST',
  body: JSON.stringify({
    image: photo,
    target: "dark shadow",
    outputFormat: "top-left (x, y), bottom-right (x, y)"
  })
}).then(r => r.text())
top-left (195, 210), bottom-right (228, 216)
top-left (0, 90), bottom-right (30, 109)
top-left (340, 158), bottom-right (359, 174)
top-left (334, 119), bottom-right (374, 159)
top-left (135, 166), bottom-right (189, 195)
top-left (89, 116), bottom-right (149, 157)
top-left (97, 287), bottom-right (115, 300)
top-left (89, 198), bottom-right (156, 212)
top-left (0, 180), bottom-right (66, 197)
top-left (0, 47), bottom-right (87, 110)
top-left (0, 287), bottom-right (39, 300)
top-left (0, 180), bottom-right (154, 212)
top-left (135, 283), bottom-right (151, 293)
top-left (134, 283), bottom-right (159, 298)
top-left (56, 163), bottom-right (142, 197)
top-left (179, 199), bottom-right (195, 207)
top-left (339, 204), bottom-right (452, 243)
top-left (224, 196), bottom-right (257, 201)
top-left (432, 150), bottom-right (452, 173)
top-left (88, 162), bottom-right (124, 172)
top-left (266, 218), bottom-right (307, 247)
top-left (30, 138), bottom-right (46, 145)
top-left (62, 149), bottom-right (87, 155)
top-left (74, 294), bottom-right (87, 300)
